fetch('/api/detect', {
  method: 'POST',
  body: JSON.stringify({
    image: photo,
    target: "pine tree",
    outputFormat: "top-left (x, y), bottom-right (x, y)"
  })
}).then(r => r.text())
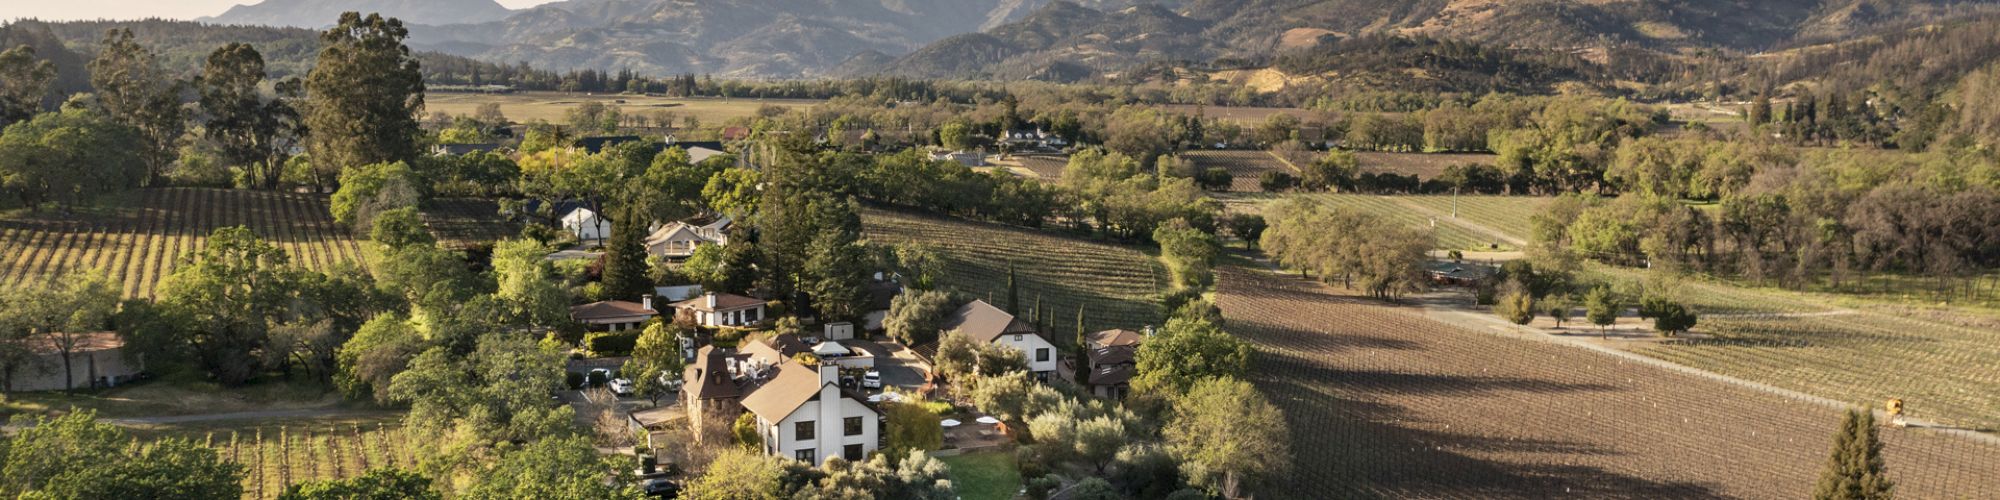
top-left (1814, 410), bottom-right (1894, 500)
top-left (601, 205), bottom-right (650, 301)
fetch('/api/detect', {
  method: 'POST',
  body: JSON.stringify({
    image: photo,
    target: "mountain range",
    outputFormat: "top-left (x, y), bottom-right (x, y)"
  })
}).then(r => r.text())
top-left (191, 0), bottom-right (2000, 80)
top-left (202, 0), bottom-right (516, 28)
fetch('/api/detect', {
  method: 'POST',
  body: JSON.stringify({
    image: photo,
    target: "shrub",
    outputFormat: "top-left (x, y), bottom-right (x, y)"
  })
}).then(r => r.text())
top-left (584, 331), bottom-right (641, 357)
top-left (732, 412), bottom-right (762, 449)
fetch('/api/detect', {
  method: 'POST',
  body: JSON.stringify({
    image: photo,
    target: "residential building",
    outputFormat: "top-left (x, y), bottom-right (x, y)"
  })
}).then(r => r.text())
top-left (742, 362), bottom-right (881, 464)
top-left (560, 206), bottom-right (610, 241)
top-left (939, 300), bottom-right (1058, 378)
top-left (672, 293), bottom-right (769, 327)
top-left (1081, 329), bottom-right (1144, 399)
top-left (570, 296), bottom-right (658, 331)
top-left (4, 332), bottom-right (145, 392)
top-left (644, 216), bottom-right (731, 259)
top-left (861, 275), bottom-right (902, 332)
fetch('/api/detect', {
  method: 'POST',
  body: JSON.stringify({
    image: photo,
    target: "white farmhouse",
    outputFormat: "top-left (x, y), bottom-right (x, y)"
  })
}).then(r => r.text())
top-left (740, 362), bottom-right (881, 464)
top-left (940, 300), bottom-right (1059, 379)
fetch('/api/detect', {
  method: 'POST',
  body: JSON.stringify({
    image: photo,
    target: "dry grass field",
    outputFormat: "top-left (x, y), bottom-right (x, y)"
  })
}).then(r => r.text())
top-left (861, 208), bottom-right (1167, 344)
top-left (1218, 264), bottom-right (2000, 498)
top-left (0, 188), bottom-right (367, 299)
top-left (427, 91), bottom-right (822, 125)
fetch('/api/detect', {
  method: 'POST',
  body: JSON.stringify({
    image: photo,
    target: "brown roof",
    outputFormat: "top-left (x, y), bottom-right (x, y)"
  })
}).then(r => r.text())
top-left (867, 280), bottom-right (903, 311)
top-left (738, 362), bottom-right (831, 421)
top-left (671, 293), bottom-right (767, 313)
top-left (939, 300), bottom-right (1039, 343)
top-left (1088, 364), bottom-right (1135, 386)
top-left (1087, 329), bottom-right (1144, 349)
top-left (1086, 345), bottom-right (1136, 367)
top-left (570, 300), bottom-right (657, 321)
top-left (30, 332), bottom-right (122, 355)
top-left (683, 346), bottom-right (743, 401)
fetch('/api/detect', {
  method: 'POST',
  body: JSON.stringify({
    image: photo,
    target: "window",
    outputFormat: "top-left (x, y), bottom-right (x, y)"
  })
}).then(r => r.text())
top-left (844, 444), bottom-right (864, 461)
top-left (796, 449), bottom-right (815, 463)
top-left (795, 421), bottom-right (815, 441)
top-left (1036, 348), bottom-right (1050, 362)
top-left (844, 417), bottom-right (863, 436)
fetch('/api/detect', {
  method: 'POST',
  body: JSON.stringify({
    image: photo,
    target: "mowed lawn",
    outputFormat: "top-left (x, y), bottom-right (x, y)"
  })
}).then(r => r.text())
top-left (861, 208), bottom-right (1168, 348)
top-left (426, 91), bottom-right (821, 125)
top-left (939, 451), bottom-right (1021, 500)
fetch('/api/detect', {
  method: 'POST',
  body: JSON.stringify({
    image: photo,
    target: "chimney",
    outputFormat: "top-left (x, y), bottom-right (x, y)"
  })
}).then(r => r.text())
top-left (818, 363), bottom-right (839, 386)
top-left (642, 294), bottom-right (655, 311)
top-left (705, 292), bottom-right (718, 309)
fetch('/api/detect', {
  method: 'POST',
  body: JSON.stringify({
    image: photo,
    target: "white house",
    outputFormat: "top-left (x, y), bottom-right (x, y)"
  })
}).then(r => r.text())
top-left (645, 217), bottom-right (731, 259)
top-left (560, 206), bottom-right (610, 241)
top-left (6, 332), bottom-right (145, 392)
top-left (741, 362), bottom-right (881, 464)
top-left (670, 292), bottom-right (768, 327)
top-left (940, 300), bottom-right (1059, 378)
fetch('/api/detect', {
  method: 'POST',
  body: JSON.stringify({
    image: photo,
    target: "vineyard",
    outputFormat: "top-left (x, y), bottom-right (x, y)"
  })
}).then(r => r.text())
top-left (1578, 267), bottom-right (2000, 433)
top-left (1216, 265), bottom-right (2000, 498)
top-left (1247, 193), bottom-right (1529, 251)
top-left (1013, 155), bottom-right (1069, 180)
top-left (1185, 150), bottom-right (1294, 192)
top-left (861, 208), bottom-right (1167, 345)
top-left (136, 422), bottom-right (417, 499)
top-left (1354, 151), bottom-right (1497, 179)
top-left (0, 188), bottom-right (367, 298)
top-left (422, 198), bottom-right (519, 248)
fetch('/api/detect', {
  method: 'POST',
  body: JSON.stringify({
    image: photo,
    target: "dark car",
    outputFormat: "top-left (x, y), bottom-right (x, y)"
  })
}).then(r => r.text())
top-left (641, 478), bottom-right (681, 498)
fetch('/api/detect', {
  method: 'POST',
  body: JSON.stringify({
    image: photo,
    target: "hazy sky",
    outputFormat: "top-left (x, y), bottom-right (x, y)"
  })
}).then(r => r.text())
top-left (4, 0), bottom-right (561, 22)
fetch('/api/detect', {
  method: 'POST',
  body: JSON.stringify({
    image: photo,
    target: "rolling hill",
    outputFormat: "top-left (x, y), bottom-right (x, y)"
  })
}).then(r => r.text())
top-left (202, 0), bottom-right (515, 28)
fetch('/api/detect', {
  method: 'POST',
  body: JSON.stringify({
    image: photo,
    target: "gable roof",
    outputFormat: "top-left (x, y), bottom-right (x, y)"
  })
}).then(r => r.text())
top-left (738, 362), bottom-right (833, 422)
top-left (1086, 345), bottom-right (1136, 367)
top-left (671, 293), bottom-right (767, 313)
top-left (645, 222), bottom-right (727, 247)
top-left (1087, 329), bottom-right (1144, 349)
top-left (570, 300), bottom-right (656, 321)
top-left (939, 300), bottom-right (1038, 343)
top-left (684, 346), bottom-right (743, 401)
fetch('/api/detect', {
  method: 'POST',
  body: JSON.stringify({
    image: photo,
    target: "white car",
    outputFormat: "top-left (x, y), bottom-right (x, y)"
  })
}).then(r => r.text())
top-left (609, 378), bottom-right (634, 396)
top-left (861, 371), bottom-right (882, 389)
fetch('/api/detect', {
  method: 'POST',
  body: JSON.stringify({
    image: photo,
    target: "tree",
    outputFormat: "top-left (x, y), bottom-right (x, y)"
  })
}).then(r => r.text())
top-left (334, 313), bottom-right (426, 404)
top-left (1545, 294), bottom-right (1573, 328)
top-left (1067, 478), bottom-right (1122, 500)
top-left (1300, 150), bottom-right (1358, 192)
top-left (732, 411), bottom-right (763, 450)
top-left (3, 412), bottom-right (242, 499)
top-left (465, 436), bottom-right (641, 499)
top-left (802, 231), bottom-right (873, 322)
top-left (0, 272), bottom-right (118, 392)
top-left (87, 29), bottom-right (185, 186)
top-left (1166, 377), bottom-right (1290, 498)
top-left (934, 331), bottom-right (980, 382)
top-left (1814, 410), bottom-right (1893, 500)
top-left (329, 161), bottom-right (421, 233)
top-left (280, 468), bottom-right (439, 500)
top-left (884, 289), bottom-right (956, 346)
top-left (491, 239), bottom-right (570, 329)
top-left (369, 207), bottom-right (434, 250)
top-left (1650, 301), bottom-right (1698, 337)
top-left (1132, 317), bottom-right (1252, 396)
top-left (881, 402), bottom-right (944, 463)
top-left (0, 45), bottom-right (55, 127)
top-left (938, 122), bottom-right (972, 151)
top-left (686, 449), bottom-right (786, 500)
top-left (623, 321), bottom-right (688, 405)
top-left (0, 106), bottom-right (145, 211)
top-left (600, 205), bottom-right (651, 301)
top-left (1223, 213), bottom-right (1267, 249)
top-left (1494, 279), bottom-right (1536, 326)
top-left (1154, 219), bottom-right (1219, 291)
top-left (1584, 286), bottom-right (1620, 338)
top-left (1005, 263), bottom-right (1020, 316)
top-left (199, 43), bottom-right (302, 190)
top-left (303, 12), bottom-right (425, 180)
top-left (157, 227), bottom-right (301, 386)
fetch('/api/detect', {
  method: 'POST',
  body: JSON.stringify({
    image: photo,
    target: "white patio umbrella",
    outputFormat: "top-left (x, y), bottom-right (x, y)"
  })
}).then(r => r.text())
top-left (975, 416), bottom-right (1001, 425)
top-left (940, 419), bottom-right (963, 428)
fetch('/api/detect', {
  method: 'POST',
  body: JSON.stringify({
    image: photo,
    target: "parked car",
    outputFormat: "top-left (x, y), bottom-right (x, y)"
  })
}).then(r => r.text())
top-left (641, 478), bottom-right (680, 498)
top-left (862, 370), bottom-right (882, 389)
top-left (588, 368), bottom-right (613, 387)
top-left (609, 378), bottom-right (634, 396)
top-left (656, 372), bottom-right (684, 392)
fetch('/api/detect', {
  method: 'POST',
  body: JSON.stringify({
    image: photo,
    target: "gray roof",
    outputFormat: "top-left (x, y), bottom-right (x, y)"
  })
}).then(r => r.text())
top-left (939, 300), bottom-right (1039, 343)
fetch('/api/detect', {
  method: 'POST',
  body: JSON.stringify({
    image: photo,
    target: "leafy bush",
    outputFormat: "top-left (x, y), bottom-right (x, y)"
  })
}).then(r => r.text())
top-left (584, 331), bottom-right (641, 357)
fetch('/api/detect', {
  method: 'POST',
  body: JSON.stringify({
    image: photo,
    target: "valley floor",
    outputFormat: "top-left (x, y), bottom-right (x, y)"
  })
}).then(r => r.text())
top-left (1216, 264), bottom-right (2000, 499)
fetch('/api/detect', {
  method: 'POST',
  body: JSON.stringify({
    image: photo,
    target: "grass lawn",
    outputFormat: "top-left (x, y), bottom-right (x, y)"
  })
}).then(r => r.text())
top-left (940, 451), bottom-right (1021, 500)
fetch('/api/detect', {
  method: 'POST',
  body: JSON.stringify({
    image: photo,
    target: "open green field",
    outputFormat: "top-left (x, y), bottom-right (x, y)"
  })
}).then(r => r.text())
top-left (1588, 266), bottom-right (2000, 433)
top-left (427, 91), bottom-right (821, 125)
top-left (861, 208), bottom-right (1168, 346)
top-left (938, 451), bottom-right (1021, 500)
top-left (0, 188), bottom-right (368, 299)
top-left (1226, 193), bottom-right (1546, 251)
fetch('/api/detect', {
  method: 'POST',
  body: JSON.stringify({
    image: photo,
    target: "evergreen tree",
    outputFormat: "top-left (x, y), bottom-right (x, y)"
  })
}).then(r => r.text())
top-left (600, 205), bottom-right (650, 301)
top-left (1005, 263), bottom-right (1019, 316)
top-left (1814, 410), bottom-right (1893, 500)
top-left (303, 12), bottom-right (425, 185)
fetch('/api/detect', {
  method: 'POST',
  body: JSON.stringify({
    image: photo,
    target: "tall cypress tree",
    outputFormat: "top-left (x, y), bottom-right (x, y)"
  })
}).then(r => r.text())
top-left (1814, 410), bottom-right (1893, 500)
top-left (1005, 263), bottom-right (1019, 316)
top-left (601, 205), bottom-right (650, 301)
